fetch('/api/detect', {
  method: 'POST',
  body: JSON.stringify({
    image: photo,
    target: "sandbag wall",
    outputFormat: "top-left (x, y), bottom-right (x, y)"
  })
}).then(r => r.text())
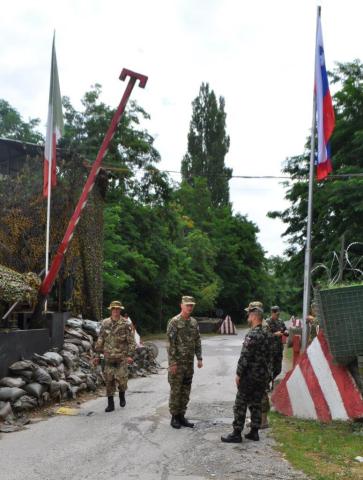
top-left (0, 318), bottom-right (159, 422)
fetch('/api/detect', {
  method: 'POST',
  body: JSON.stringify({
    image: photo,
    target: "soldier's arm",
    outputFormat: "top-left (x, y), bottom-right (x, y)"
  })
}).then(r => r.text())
top-left (126, 324), bottom-right (136, 357)
top-left (195, 324), bottom-right (202, 361)
top-left (166, 320), bottom-right (178, 366)
top-left (281, 321), bottom-right (289, 336)
top-left (236, 335), bottom-right (254, 377)
top-left (94, 323), bottom-right (105, 353)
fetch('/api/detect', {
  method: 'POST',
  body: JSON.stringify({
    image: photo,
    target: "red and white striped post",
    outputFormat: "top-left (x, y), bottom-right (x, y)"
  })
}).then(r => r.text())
top-left (40, 69), bottom-right (148, 297)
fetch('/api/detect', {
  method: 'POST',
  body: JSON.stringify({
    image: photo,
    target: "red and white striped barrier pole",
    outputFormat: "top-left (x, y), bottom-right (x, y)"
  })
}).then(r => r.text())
top-left (40, 69), bottom-right (148, 296)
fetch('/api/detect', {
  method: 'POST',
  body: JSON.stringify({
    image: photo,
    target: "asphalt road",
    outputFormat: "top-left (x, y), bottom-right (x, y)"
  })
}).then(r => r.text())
top-left (0, 332), bottom-right (307, 480)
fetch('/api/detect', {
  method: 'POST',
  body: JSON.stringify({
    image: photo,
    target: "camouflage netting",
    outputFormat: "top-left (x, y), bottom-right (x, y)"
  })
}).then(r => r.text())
top-left (0, 146), bottom-right (106, 320)
top-left (0, 265), bottom-right (40, 305)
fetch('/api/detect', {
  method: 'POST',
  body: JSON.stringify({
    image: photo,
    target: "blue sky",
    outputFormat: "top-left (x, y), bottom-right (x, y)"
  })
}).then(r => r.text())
top-left (1, 0), bottom-right (362, 256)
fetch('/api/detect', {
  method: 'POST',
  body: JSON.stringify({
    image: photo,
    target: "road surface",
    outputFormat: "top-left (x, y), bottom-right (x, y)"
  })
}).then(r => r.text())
top-left (0, 332), bottom-right (307, 480)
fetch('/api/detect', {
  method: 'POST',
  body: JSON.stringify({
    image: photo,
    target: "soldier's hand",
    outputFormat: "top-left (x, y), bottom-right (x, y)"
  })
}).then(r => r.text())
top-left (235, 375), bottom-right (240, 387)
top-left (197, 359), bottom-right (203, 369)
top-left (169, 364), bottom-right (177, 375)
top-left (274, 331), bottom-right (283, 337)
top-left (92, 357), bottom-right (100, 366)
top-left (127, 356), bottom-right (133, 364)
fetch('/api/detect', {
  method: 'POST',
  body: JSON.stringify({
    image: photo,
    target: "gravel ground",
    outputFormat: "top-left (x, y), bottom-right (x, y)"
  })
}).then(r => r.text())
top-left (0, 332), bottom-right (308, 480)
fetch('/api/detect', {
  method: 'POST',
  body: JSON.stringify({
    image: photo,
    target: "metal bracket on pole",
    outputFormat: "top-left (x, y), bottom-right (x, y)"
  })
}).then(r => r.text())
top-left (39, 69), bottom-right (148, 299)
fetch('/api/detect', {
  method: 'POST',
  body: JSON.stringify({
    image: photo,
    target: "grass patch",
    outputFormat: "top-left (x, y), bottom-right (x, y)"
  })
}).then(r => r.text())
top-left (270, 412), bottom-right (363, 479)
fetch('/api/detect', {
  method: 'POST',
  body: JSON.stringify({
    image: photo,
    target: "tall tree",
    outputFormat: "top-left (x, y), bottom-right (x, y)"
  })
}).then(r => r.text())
top-left (269, 60), bottom-right (363, 310)
top-left (181, 83), bottom-right (231, 207)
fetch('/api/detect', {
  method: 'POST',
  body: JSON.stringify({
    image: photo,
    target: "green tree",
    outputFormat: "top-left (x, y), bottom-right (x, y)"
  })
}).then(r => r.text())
top-left (0, 99), bottom-right (43, 143)
top-left (181, 83), bottom-right (231, 207)
top-left (269, 60), bottom-right (363, 310)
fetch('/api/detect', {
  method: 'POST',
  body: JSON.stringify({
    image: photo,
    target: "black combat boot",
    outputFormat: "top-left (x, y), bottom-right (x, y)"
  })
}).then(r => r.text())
top-left (105, 396), bottom-right (115, 412)
top-left (221, 429), bottom-right (242, 443)
top-left (119, 391), bottom-right (126, 407)
top-left (178, 414), bottom-right (194, 428)
top-left (170, 415), bottom-right (181, 429)
top-left (245, 427), bottom-right (259, 441)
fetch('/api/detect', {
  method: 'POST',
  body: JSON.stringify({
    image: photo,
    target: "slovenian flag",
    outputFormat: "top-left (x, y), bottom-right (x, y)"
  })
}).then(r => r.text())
top-left (315, 15), bottom-right (335, 181)
top-left (43, 34), bottom-right (64, 197)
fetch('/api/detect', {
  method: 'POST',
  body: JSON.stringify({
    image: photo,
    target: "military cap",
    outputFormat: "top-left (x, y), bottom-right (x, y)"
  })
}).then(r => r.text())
top-left (107, 300), bottom-right (125, 310)
top-left (244, 301), bottom-right (264, 313)
top-left (271, 305), bottom-right (280, 312)
top-left (181, 295), bottom-right (196, 305)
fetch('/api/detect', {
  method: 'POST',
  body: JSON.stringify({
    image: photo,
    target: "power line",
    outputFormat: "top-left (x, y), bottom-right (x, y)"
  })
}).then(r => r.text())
top-left (87, 161), bottom-right (363, 180)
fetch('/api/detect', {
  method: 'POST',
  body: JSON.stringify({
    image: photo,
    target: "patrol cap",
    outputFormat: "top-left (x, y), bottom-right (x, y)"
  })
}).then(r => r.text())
top-left (108, 300), bottom-right (125, 310)
top-left (244, 301), bottom-right (264, 313)
top-left (271, 305), bottom-right (280, 312)
top-left (181, 296), bottom-right (196, 305)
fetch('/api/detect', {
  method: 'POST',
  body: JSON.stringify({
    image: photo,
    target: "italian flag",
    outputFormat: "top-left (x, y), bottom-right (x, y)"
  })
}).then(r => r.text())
top-left (43, 34), bottom-right (64, 197)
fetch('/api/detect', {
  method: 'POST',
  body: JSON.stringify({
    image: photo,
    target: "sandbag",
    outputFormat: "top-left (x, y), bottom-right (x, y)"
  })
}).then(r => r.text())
top-left (43, 352), bottom-right (63, 366)
top-left (23, 382), bottom-right (47, 399)
top-left (66, 318), bottom-right (83, 329)
top-left (32, 353), bottom-right (50, 367)
top-left (60, 350), bottom-right (74, 370)
top-left (49, 381), bottom-right (61, 398)
top-left (19, 370), bottom-right (34, 382)
top-left (47, 366), bottom-right (60, 381)
top-left (58, 380), bottom-right (71, 397)
top-left (63, 342), bottom-right (79, 354)
top-left (9, 360), bottom-right (35, 373)
top-left (86, 376), bottom-right (96, 391)
top-left (67, 374), bottom-right (82, 386)
top-left (12, 395), bottom-right (38, 412)
top-left (0, 387), bottom-right (27, 402)
top-left (33, 367), bottom-right (52, 385)
top-left (0, 377), bottom-right (26, 388)
top-left (0, 401), bottom-right (13, 419)
top-left (81, 340), bottom-right (92, 351)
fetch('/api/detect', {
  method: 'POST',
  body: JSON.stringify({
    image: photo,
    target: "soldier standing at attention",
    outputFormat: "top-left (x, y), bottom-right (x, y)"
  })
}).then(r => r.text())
top-left (266, 305), bottom-right (288, 382)
top-left (167, 296), bottom-right (203, 429)
top-left (221, 301), bottom-right (271, 443)
top-left (95, 300), bottom-right (136, 412)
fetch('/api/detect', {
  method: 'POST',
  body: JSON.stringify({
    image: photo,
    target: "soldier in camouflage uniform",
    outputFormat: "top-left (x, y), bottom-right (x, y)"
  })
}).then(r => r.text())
top-left (167, 296), bottom-right (203, 429)
top-left (221, 301), bottom-right (271, 443)
top-left (95, 300), bottom-right (136, 412)
top-left (266, 306), bottom-right (288, 381)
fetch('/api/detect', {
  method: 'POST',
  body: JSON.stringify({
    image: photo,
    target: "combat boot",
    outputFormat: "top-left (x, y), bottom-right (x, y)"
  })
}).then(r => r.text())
top-left (170, 415), bottom-right (181, 429)
top-left (245, 427), bottom-right (259, 441)
top-left (221, 429), bottom-right (242, 443)
top-left (105, 396), bottom-right (115, 412)
top-left (119, 391), bottom-right (126, 407)
top-left (178, 414), bottom-right (194, 428)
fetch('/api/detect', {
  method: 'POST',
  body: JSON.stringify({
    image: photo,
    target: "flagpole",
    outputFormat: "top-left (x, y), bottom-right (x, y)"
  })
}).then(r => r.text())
top-left (44, 36), bottom-right (56, 313)
top-left (301, 5), bottom-right (321, 351)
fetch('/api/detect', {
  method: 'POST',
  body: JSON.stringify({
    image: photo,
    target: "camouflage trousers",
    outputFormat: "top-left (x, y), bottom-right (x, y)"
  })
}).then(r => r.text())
top-left (104, 360), bottom-right (128, 396)
top-left (168, 365), bottom-right (194, 415)
top-left (233, 385), bottom-right (265, 431)
top-left (272, 352), bottom-right (283, 380)
top-left (261, 391), bottom-right (270, 414)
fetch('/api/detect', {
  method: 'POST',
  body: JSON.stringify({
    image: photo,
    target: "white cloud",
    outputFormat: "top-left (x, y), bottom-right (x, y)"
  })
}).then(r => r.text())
top-left (1, 0), bottom-right (361, 256)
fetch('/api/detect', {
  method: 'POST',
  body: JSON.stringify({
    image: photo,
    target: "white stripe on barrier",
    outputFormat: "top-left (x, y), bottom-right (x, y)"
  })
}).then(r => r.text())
top-left (307, 339), bottom-right (348, 420)
top-left (287, 366), bottom-right (317, 419)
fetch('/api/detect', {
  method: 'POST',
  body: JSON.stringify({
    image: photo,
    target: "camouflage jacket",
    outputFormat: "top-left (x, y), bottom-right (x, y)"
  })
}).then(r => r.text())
top-left (266, 317), bottom-right (288, 354)
top-left (167, 314), bottom-right (202, 366)
top-left (95, 317), bottom-right (136, 361)
top-left (237, 324), bottom-right (271, 389)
